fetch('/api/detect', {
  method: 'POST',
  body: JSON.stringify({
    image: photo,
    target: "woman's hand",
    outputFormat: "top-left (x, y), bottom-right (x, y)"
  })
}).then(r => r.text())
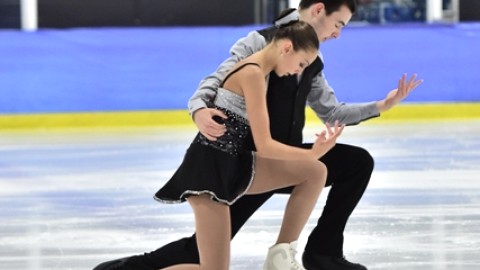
top-left (310, 121), bottom-right (345, 159)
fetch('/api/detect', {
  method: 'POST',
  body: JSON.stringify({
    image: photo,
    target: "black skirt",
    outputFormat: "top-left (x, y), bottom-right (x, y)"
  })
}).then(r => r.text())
top-left (154, 141), bottom-right (254, 205)
top-left (155, 106), bottom-right (255, 205)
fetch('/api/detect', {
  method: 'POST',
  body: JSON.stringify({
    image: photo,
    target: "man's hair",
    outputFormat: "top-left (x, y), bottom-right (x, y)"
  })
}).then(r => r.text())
top-left (299, 0), bottom-right (357, 15)
top-left (273, 20), bottom-right (319, 52)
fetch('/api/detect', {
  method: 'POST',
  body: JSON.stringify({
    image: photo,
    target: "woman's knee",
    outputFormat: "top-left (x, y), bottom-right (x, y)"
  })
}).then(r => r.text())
top-left (305, 159), bottom-right (327, 186)
top-left (316, 161), bottom-right (328, 185)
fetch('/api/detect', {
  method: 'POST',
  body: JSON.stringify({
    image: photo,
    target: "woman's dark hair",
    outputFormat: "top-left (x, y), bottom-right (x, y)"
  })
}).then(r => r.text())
top-left (273, 20), bottom-right (319, 52)
top-left (299, 0), bottom-right (357, 15)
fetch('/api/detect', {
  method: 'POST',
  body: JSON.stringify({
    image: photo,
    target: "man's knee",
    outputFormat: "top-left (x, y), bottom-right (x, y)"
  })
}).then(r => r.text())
top-left (353, 145), bottom-right (374, 172)
top-left (322, 144), bottom-right (374, 187)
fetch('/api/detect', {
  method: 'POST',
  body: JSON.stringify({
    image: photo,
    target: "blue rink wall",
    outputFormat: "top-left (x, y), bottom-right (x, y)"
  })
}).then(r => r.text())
top-left (0, 23), bottom-right (479, 123)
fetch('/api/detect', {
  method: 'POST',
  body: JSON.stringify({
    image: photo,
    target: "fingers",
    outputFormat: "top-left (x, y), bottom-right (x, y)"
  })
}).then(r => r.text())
top-left (398, 74), bottom-right (406, 93)
top-left (315, 130), bottom-right (327, 141)
top-left (410, 76), bottom-right (424, 92)
top-left (324, 122), bottom-right (334, 137)
top-left (203, 120), bottom-right (226, 139)
top-left (333, 122), bottom-right (345, 138)
top-left (211, 109), bottom-right (228, 119)
top-left (325, 120), bottom-right (343, 135)
top-left (407, 75), bottom-right (424, 97)
top-left (399, 73), bottom-right (423, 94)
top-left (317, 121), bottom-right (344, 142)
top-left (330, 120), bottom-right (344, 133)
top-left (195, 108), bottom-right (228, 141)
top-left (327, 121), bottom-right (344, 141)
top-left (407, 73), bottom-right (417, 86)
top-left (311, 121), bottom-right (344, 158)
top-left (201, 132), bottom-right (218, 141)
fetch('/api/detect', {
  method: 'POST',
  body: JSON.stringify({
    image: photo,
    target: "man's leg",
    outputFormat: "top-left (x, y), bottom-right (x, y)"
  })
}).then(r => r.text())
top-left (303, 143), bottom-right (374, 269)
top-left (93, 192), bottom-right (274, 270)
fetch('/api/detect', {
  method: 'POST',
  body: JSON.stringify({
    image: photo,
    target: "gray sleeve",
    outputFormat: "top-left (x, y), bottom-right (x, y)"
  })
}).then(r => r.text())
top-left (307, 71), bottom-right (380, 126)
top-left (187, 31), bottom-right (267, 115)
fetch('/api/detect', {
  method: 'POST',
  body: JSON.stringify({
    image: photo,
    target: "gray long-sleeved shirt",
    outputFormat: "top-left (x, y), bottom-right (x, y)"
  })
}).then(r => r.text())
top-left (188, 11), bottom-right (380, 126)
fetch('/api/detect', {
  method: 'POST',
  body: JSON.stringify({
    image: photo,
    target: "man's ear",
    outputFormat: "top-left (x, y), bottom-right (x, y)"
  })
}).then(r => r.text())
top-left (311, 2), bottom-right (325, 17)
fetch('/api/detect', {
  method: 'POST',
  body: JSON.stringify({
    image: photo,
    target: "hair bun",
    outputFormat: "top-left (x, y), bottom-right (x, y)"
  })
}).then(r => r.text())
top-left (276, 19), bottom-right (300, 29)
top-left (274, 8), bottom-right (300, 27)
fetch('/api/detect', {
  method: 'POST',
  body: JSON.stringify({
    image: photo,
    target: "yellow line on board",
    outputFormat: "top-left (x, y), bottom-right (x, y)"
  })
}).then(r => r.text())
top-left (1, 103), bottom-right (479, 130)
top-left (0, 110), bottom-right (194, 129)
top-left (306, 102), bottom-right (480, 124)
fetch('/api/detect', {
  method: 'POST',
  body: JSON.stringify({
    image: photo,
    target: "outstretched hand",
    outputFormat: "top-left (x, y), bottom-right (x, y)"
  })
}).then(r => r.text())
top-left (193, 108), bottom-right (227, 141)
top-left (378, 73), bottom-right (423, 112)
top-left (311, 121), bottom-right (345, 159)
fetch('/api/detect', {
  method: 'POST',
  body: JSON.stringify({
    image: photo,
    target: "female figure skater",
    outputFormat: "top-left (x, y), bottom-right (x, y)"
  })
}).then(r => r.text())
top-left (155, 20), bottom-right (344, 270)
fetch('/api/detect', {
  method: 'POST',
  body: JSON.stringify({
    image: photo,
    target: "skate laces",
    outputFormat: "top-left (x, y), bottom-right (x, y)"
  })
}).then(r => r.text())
top-left (289, 246), bottom-right (306, 270)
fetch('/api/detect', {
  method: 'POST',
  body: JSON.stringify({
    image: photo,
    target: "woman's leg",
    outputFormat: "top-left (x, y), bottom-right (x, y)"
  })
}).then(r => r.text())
top-left (161, 195), bottom-right (231, 270)
top-left (247, 156), bottom-right (327, 244)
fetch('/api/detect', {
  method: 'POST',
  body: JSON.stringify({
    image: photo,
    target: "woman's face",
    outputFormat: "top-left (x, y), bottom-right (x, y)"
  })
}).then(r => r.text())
top-left (274, 45), bottom-right (318, 77)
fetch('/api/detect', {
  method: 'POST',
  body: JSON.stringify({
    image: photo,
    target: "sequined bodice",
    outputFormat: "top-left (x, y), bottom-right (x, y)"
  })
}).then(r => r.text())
top-left (195, 96), bottom-right (250, 156)
top-left (194, 63), bottom-right (261, 156)
top-left (195, 87), bottom-right (251, 156)
top-left (214, 88), bottom-right (248, 121)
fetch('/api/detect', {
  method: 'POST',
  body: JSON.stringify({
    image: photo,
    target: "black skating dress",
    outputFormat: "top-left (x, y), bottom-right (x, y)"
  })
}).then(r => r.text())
top-left (154, 63), bottom-right (260, 205)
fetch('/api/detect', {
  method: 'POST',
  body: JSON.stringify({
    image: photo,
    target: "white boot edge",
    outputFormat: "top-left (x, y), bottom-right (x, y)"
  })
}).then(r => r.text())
top-left (262, 240), bottom-right (305, 270)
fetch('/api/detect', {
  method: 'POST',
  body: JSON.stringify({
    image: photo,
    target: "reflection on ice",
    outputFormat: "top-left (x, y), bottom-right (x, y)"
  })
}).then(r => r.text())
top-left (1, 122), bottom-right (479, 269)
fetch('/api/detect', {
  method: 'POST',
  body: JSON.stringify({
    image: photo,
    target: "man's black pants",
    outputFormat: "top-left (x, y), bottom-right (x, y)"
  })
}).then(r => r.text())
top-left (126, 143), bottom-right (374, 269)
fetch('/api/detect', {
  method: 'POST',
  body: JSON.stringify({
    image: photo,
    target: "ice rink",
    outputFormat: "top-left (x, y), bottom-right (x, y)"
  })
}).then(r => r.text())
top-left (1, 120), bottom-right (479, 270)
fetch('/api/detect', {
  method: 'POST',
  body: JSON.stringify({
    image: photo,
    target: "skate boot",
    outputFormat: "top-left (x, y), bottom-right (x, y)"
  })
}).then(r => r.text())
top-left (263, 241), bottom-right (305, 270)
